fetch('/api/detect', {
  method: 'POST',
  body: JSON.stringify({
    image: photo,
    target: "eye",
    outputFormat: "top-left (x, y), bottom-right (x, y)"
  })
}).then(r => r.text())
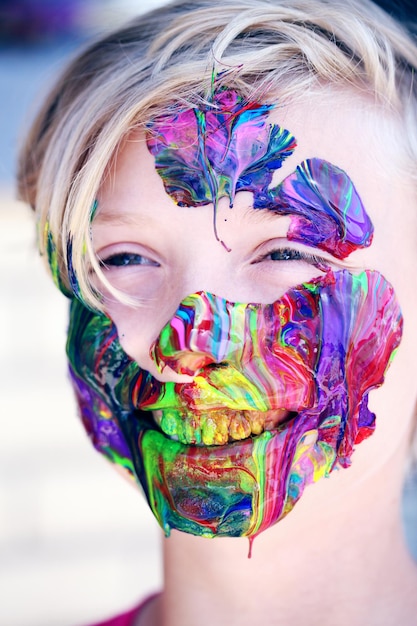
top-left (255, 246), bottom-right (331, 271)
top-left (268, 248), bottom-right (306, 262)
top-left (99, 252), bottom-right (160, 268)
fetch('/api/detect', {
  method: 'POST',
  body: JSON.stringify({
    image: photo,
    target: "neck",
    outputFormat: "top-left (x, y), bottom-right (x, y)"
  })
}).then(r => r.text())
top-left (158, 441), bottom-right (417, 626)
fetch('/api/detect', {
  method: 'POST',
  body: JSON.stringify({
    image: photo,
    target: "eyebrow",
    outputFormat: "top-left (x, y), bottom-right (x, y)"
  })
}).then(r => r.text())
top-left (241, 204), bottom-right (288, 223)
top-left (93, 210), bottom-right (156, 227)
top-left (93, 201), bottom-right (288, 228)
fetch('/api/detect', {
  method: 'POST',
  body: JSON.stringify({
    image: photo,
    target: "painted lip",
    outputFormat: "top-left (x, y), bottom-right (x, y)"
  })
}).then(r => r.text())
top-left (152, 407), bottom-right (294, 446)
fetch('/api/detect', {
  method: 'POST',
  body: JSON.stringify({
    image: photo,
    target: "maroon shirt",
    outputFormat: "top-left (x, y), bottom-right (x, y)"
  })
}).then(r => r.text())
top-left (87, 594), bottom-right (160, 626)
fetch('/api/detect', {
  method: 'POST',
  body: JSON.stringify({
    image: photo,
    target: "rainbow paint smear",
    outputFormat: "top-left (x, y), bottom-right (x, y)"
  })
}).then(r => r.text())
top-left (63, 89), bottom-right (403, 539)
top-left (68, 270), bottom-right (402, 538)
top-left (147, 89), bottom-right (372, 256)
top-left (147, 89), bottom-right (296, 243)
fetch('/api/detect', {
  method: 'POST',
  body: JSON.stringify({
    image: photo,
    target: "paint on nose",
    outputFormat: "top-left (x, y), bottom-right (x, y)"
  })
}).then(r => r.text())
top-left (149, 288), bottom-right (320, 412)
top-left (151, 292), bottom-right (248, 375)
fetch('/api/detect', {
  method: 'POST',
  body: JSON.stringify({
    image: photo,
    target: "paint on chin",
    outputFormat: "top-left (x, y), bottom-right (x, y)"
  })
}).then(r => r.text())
top-left (67, 268), bottom-right (402, 539)
top-left (63, 89), bottom-right (402, 541)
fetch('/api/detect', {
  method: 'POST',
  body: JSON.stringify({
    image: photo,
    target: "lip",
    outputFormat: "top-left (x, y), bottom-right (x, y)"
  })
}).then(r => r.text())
top-left (138, 407), bottom-right (328, 538)
top-left (152, 407), bottom-right (293, 446)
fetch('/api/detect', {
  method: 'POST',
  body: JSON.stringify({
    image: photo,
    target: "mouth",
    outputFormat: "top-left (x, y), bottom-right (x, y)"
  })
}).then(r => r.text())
top-left (139, 405), bottom-right (330, 539)
top-left (152, 407), bottom-right (294, 446)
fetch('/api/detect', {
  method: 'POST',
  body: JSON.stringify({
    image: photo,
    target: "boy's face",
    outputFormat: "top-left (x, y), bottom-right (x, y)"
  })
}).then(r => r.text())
top-left (76, 90), bottom-right (416, 538)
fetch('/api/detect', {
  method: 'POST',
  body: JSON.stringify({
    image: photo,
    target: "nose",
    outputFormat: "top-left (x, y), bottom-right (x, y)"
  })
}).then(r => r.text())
top-left (149, 289), bottom-right (320, 412)
top-left (150, 291), bottom-right (249, 376)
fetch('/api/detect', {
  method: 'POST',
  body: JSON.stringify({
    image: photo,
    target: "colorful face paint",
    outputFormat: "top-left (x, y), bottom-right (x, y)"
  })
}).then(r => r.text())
top-left (147, 90), bottom-right (372, 259)
top-left (68, 269), bottom-right (402, 538)
top-left (59, 89), bottom-right (403, 540)
top-left (44, 222), bottom-right (72, 297)
top-left (44, 200), bottom-right (98, 300)
top-left (147, 89), bottom-right (296, 243)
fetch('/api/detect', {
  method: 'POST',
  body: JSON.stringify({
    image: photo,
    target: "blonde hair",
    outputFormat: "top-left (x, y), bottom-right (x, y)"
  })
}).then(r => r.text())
top-left (18, 0), bottom-right (417, 310)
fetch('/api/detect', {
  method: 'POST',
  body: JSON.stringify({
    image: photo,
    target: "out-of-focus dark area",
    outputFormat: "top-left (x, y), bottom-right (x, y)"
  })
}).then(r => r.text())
top-left (0, 0), bottom-right (140, 183)
top-left (0, 0), bottom-right (88, 43)
top-left (373, 0), bottom-right (417, 33)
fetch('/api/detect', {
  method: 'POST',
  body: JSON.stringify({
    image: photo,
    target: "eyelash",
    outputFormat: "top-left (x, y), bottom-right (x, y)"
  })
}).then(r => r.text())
top-left (99, 252), bottom-right (160, 268)
top-left (256, 247), bottom-right (330, 271)
top-left (99, 247), bottom-right (330, 272)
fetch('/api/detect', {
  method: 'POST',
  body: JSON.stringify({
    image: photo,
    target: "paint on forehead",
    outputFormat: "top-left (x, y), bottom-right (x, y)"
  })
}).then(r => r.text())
top-left (146, 89), bottom-right (296, 243)
top-left (255, 158), bottom-right (373, 258)
top-left (66, 268), bottom-right (403, 538)
top-left (147, 89), bottom-right (373, 260)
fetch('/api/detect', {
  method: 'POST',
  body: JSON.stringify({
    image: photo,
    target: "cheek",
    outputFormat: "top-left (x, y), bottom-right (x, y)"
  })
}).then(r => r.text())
top-left (368, 320), bottom-right (417, 428)
top-left (360, 265), bottom-right (417, 461)
top-left (104, 302), bottom-right (156, 368)
top-left (105, 303), bottom-right (194, 383)
top-left (378, 249), bottom-right (417, 418)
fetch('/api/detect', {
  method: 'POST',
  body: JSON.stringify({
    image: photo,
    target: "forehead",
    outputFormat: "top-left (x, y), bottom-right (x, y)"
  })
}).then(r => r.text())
top-left (98, 91), bottom-right (416, 266)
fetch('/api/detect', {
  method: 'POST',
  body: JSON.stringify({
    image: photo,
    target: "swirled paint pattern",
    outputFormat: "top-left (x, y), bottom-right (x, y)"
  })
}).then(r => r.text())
top-left (147, 89), bottom-right (373, 258)
top-left (58, 88), bottom-right (403, 539)
top-left (147, 90), bottom-right (296, 221)
top-left (67, 269), bottom-right (402, 538)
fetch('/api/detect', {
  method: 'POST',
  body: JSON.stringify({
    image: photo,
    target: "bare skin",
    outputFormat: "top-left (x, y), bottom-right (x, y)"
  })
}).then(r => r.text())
top-left (94, 90), bottom-right (417, 626)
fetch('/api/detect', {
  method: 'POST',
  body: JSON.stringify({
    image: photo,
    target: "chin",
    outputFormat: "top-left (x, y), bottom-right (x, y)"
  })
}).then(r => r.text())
top-left (137, 408), bottom-right (339, 539)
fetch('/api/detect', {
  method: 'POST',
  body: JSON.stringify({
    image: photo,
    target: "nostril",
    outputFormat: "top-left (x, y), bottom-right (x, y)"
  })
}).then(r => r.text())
top-left (205, 362), bottom-right (228, 369)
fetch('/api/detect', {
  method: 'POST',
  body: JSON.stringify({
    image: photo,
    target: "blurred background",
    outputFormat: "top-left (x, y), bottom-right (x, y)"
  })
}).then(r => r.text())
top-left (0, 1), bottom-right (416, 625)
top-left (0, 2), bottom-right (168, 625)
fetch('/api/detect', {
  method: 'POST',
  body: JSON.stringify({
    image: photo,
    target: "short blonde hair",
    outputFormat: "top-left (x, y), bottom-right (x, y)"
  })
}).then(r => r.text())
top-left (18, 0), bottom-right (417, 310)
